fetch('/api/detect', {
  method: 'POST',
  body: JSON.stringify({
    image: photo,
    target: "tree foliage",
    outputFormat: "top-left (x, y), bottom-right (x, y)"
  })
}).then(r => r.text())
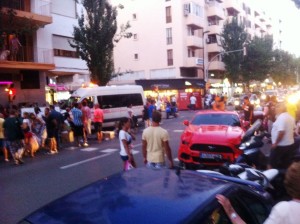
top-left (292, 0), bottom-right (300, 8)
top-left (240, 36), bottom-right (274, 83)
top-left (269, 49), bottom-right (297, 85)
top-left (70, 0), bottom-right (132, 86)
top-left (221, 17), bottom-right (248, 83)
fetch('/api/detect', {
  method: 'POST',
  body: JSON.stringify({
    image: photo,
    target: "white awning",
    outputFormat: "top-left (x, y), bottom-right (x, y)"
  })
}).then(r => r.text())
top-left (48, 68), bottom-right (89, 75)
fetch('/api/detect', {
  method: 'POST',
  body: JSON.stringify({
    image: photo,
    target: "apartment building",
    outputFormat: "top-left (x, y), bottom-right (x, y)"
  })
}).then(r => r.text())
top-left (0, 0), bottom-right (89, 106)
top-left (110, 0), bottom-right (275, 106)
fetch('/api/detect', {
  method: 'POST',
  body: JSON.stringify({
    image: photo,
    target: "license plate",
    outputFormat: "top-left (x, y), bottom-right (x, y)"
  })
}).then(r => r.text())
top-left (200, 153), bottom-right (222, 159)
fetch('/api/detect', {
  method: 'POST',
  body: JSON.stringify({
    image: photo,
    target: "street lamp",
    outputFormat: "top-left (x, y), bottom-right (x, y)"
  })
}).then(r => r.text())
top-left (202, 30), bottom-right (210, 81)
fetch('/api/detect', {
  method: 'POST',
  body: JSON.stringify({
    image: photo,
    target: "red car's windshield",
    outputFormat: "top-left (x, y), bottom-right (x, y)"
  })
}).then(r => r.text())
top-left (191, 114), bottom-right (241, 127)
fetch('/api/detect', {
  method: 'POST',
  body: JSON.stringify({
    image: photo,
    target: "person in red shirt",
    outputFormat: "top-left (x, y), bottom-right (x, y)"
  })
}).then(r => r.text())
top-left (93, 103), bottom-right (104, 142)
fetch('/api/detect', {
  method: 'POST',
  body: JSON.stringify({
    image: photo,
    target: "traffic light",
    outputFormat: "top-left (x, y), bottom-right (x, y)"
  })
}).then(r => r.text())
top-left (5, 84), bottom-right (16, 102)
top-left (8, 88), bottom-right (16, 102)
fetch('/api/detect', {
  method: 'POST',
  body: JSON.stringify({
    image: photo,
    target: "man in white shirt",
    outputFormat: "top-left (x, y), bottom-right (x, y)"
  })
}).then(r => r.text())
top-left (270, 102), bottom-right (296, 169)
top-left (190, 93), bottom-right (197, 110)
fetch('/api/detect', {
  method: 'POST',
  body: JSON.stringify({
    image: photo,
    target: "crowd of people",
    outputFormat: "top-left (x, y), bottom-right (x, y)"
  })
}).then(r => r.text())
top-left (0, 102), bottom-right (104, 165)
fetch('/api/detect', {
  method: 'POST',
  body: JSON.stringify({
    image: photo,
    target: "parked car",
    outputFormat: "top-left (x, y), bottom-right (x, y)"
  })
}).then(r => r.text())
top-left (19, 167), bottom-right (273, 224)
top-left (178, 110), bottom-right (245, 169)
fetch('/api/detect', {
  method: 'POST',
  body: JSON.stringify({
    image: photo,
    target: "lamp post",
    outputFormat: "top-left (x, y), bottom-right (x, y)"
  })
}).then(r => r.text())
top-left (205, 47), bottom-right (247, 82)
top-left (202, 30), bottom-right (210, 81)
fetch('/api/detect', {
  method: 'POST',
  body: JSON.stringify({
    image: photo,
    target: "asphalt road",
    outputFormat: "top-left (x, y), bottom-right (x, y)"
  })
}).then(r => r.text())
top-left (0, 110), bottom-right (197, 224)
top-left (0, 109), bottom-right (274, 224)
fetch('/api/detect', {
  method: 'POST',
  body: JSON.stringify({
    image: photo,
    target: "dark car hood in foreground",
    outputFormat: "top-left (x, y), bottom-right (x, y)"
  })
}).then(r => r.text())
top-left (21, 168), bottom-right (234, 224)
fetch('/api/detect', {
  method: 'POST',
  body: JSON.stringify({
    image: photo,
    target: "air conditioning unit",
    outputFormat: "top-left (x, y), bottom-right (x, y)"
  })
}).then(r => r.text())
top-left (196, 58), bottom-right (204, 65)
top-left (183, 4), bottom-right (189, 16)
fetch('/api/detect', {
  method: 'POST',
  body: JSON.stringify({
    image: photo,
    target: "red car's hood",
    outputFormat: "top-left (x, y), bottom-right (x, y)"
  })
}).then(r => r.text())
top-left (184, 125), bottom-right (244, 145)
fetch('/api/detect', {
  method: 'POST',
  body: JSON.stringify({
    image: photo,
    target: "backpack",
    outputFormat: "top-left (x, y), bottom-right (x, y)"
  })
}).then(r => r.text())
top-left (268, 102), bottom-right (276, 122)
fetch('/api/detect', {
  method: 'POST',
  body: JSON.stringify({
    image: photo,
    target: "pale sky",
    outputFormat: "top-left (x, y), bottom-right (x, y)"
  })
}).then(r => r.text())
top-left (252, 0), bottom-right (300, 57)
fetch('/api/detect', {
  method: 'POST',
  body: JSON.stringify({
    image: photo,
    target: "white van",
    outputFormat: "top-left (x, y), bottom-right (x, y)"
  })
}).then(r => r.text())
top-left (67, 85), bottom-right (145, 128)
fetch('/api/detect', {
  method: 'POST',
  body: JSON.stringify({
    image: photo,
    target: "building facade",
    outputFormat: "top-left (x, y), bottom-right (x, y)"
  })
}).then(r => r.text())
top-left (110, 0), bottom-right (275, 102)
top-left (0, 0), bottom-right (89, 107)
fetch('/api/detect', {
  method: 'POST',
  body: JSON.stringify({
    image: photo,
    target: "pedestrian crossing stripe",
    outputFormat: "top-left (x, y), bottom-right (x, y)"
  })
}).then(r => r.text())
top-left (80, 147), bottom-right (99, 152)
top-left (101, 149), bottom-right (119, 153)
top-left (173, 130), bottom-right (184, 133)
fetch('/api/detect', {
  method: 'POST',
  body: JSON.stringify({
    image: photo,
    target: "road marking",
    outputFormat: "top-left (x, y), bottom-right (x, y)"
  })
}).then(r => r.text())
top-left (173, 130), bottom-right (184, 133)
top-left (61, 148), bottom-right (140, 170)
top-left (100, 148), bottom-right (140, 154)
top-left (174, 158), bottom-right (179, 162)
top-left (60, 153), bottom-right (112, 170)
top-left (132, 149), bottom-right (139, 155)
top-left (101, 149), bottom-right (119, 153)
top-left (80, 147), bottom-right (99, 152)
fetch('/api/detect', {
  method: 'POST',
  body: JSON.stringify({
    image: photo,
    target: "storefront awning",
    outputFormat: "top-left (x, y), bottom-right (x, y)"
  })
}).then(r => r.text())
top-left (48, 68), bottom-right (89, 75)
top-left (48, 84), bottom-right (69, 91)
top-left (135, 78), bottom-right (205, 90)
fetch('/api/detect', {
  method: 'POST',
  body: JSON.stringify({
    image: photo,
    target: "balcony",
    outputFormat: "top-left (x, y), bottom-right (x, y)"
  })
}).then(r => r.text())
top-left (208, 61), bottom-right (225, 71)
top-left (207, 5), bottom-right (224, 20)
top-left (0, 0), bottom-right (52, 27)
top-left (207, 43), bottom-right (222, 53)
top-left (0, 47), bottom-right (55, 70)
top-left (185, 14), bottom-right (205, 29)
top-left (184, 57), bottom-right (204, 68)
top-left (207, 24), bottom-right (223, 34)
top-left (254, 17), bottom-right (262, 28)
top-left (224, 0), bottom-right (242, 14)
top-left (186, 36), bottom-right (204, 49)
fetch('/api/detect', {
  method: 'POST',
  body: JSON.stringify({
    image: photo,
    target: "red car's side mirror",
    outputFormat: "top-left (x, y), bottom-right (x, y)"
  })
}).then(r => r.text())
top-left (183, 120), bottom-right (189, 126)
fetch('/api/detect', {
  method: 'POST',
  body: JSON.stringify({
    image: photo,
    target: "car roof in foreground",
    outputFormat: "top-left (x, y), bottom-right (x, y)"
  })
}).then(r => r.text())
top-left (21, 168), bottom-right (239, 224)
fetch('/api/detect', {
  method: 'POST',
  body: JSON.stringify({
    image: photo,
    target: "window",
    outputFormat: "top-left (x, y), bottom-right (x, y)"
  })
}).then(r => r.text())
top-left (52, 35), bottom-right (79, 58)
top-left (133, 13), bottom-right (137, 20)
top-left (97, 94), bottom-right (143, 109)
top-left (202, 207), bottom-right (231, 224)
top-left (230, 191), bottom-right (271, 224)
top-left (193, 4), bottom-right (203, 17)
top-left (188, 49), bottom-right (195, 57)
top-left (186, 2), bottom-right (203, 17)
top-left (52, 0), bottom-right (76, 18)
top-left (207, 34), bottom-right (217, 44)
top-left (20, 70), bottom-right (40, 89)
top-left (166, 6), bottom-right (172, 23)
top-left (166, 28), bottom-right (172, 45)
top-left (187, 27), bottom-right (195, 36)
top-left (167, 49), bottom-right (173, 66)
top-left (133, 34), bottom-right (138, 40)
top-left (134, 54), bottom-right (138, 60)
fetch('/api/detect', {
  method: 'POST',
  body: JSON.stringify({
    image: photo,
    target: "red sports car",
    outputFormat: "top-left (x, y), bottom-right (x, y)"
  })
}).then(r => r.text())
top-left (178, 110), bottom-right (245, 169)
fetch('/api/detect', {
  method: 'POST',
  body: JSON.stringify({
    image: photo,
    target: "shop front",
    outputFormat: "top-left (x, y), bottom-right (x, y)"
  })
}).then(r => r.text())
top-left (135, 78), bottom-right (205, 110)
top-left (46, 84), bottom-right (70, 105)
